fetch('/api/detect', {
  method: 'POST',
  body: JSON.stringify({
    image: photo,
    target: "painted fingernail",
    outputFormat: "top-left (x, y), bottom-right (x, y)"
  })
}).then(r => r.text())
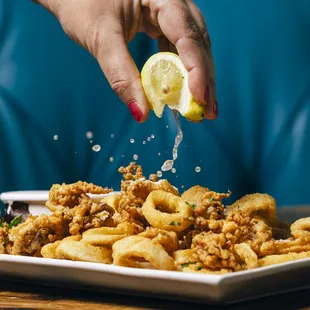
top-left (213, 100), bottom-right (218, 117)
top-left (128, 100), bottom-right (143, 123)
top-left (204, 85), bottom-right (209, 104)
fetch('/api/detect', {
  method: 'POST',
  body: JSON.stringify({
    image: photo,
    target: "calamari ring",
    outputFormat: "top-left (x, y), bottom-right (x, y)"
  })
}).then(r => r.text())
top-left (82, 222), bottom-right (135, 246)
top-left (275, 238), bottom-right (310, 254)
top-left (142, 190), bottom-right (192, 232)
top-left (56, 239), bottom-right (112, 264)
top-left (234, 243), bottom-right (258, 269)
top-left (228, 193), bottom-right (276, 222)
top-left (41, 241), bottom-right (61, 258)
top-left (138, 227), bottom-right (178, 252)
top-left (259, 251), bottom-right (310, 267)
top-left (112, 236), bottom-right (175, 270)
top-left (290, 217), bottom-right (310, 241)
top-left (41, 235), bottom-right (82, 258)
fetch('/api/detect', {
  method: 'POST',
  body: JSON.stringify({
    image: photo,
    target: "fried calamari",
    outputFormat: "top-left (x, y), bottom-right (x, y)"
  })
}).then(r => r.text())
top-left (0, 163), bottom-right (308, 274)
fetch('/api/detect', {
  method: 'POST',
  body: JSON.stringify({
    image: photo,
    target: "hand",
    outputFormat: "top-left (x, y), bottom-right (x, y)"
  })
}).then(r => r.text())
top-left (36, 0), bottom-right (217, 122)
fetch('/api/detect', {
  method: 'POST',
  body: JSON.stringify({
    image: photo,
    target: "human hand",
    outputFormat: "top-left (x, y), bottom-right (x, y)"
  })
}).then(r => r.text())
top-left (35, 0), bottom-right (217, 122)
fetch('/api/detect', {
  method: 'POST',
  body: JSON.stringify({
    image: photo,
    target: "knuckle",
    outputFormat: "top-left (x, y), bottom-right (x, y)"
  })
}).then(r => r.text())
top-left (153, 0), bottom-right (167, 12)
top-left (85, 18), bottom-right (106, 58)
top-left (108, 69), bottom-right (132, 98)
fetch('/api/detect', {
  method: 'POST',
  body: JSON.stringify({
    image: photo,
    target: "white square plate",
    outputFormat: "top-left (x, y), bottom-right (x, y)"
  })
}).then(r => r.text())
top-left (1, 191), bottom-right (310, 305)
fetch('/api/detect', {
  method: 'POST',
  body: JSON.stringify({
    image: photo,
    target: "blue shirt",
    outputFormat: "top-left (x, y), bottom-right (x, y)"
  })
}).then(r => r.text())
top-left (0, 0), bottom-right (310, 206)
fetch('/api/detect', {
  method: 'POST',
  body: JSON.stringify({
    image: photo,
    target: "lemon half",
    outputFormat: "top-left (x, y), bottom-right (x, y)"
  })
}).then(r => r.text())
top-left (141, 52), bottom-right (204, 121)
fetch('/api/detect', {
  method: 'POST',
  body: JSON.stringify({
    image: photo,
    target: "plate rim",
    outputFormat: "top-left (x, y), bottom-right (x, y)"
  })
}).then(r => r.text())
top-left (1, 253), bottom-right (310, 286)
top-left (0, 190), bottom-right (120, 202)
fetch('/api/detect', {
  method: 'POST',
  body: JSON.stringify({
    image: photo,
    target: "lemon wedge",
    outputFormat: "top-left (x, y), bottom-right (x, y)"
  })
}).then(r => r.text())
top-left (141, 52), bottom-right (204, 121)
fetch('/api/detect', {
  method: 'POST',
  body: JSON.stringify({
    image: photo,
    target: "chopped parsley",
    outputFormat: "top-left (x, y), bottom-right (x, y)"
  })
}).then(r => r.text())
top-left (186, 202), bottom-right (197, 209)
top-left (180, 262), bottom-right (195, 268)
top-left (197, 266), bottom-right (203, 271)
top-left (169, 222), bottom-right (175, 226)
top-left (208, 197), bottom-right (214, 203)
top-left (2, 237), bottom-right (7, 246)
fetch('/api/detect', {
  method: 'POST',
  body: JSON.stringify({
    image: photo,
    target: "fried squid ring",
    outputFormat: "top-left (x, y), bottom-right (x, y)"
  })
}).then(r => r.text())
top-left (112, 236), bottom-right (175, 270)
top-left (290, 217), bottom-right (310, 241)
top-left (259, 251), bottom-right (310, 267)
top-left (56, 239), bottom-right (112, 264)
top-left (139, 228), bottom-right (178, 252)
top-left (228, 193), bottom-right (276, 222)
top-left (275, 238), bottom-right (310, 254)
top-left (142, 190), bottom-right (192, 232)
top-left (234, 243), bottom-right (258, 269)
top-left (82, 222), bottom-right (136, 247)
top-left (41, 235), bottom-right (82, 258)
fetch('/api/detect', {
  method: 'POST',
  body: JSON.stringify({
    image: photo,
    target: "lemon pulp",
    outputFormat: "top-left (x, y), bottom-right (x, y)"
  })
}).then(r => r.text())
top-left (141, 52), bottom-right (204, 121)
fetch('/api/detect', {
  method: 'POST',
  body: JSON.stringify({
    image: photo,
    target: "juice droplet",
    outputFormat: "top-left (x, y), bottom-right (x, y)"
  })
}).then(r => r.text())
top-left (133, 154), bottom-right (138, 160)
top-left (122, 155), bottom-right (125, 158)
top-left (142, 141), bottom-right (146, 145)
top-left (195, 166), bottom-right (201, 173)
top-left (90, 140), bottom-right (93, 143)
top-left (181, 185), bottom-right (185, 189)
top-left (156, 171), bottom-right (163, 177)
top-left (130, 138), bottom-right (135, 143)
top-left (53, 135), bottom-right (58, 140)
top-left (161, 160), bottom-right (174, 171)
top-left (171, 168), bottom-right (176, 174)
top-left (166, 125), bottom-right (169, 128)
top-left (160, 111), bottom-right (183, 172)
top-left (109, 157), bottom-right (114, 162)
top-left (158, 152), bottom-right (161, 156)
top-left (151, 134), bottom-right (155, 139)
top-left (86, 131), bottom-right (93, 139)
top-left (92, 144), bottom-right (101, 152)
top-left (147, 137), bottom-right (151, 142)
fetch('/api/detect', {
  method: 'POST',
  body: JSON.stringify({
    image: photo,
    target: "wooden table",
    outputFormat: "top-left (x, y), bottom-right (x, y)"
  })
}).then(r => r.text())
top-left (1, 281), bottom-right (310, 310)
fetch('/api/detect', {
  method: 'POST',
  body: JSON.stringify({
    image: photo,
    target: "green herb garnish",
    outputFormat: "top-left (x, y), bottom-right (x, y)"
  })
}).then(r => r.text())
top-left (197, 266), bottom-right (203, 271)
top-left (2, 237), bottom-right (7, 246)
top-left (186, 202), bottom-right (196, 209)
top-left (208, 197), bottom-right (214, 203)
top-left (8, 215), bottom-right (23, 229)
top-left (180, 262), bottom-right (195, 268)
top-left (169, 222), bottom-right (175, 226)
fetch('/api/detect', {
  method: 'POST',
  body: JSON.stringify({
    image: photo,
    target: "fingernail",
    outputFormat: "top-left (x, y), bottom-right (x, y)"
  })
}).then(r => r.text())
top-left (213, 100), bottom-right (218, 117)
top-left (128, 100), bottom-right (143, 122)
top-left (204, 85), bottom-right (209, 104)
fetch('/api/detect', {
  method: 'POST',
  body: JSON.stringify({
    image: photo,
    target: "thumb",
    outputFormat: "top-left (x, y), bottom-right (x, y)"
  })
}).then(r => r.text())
top-left (89, 20), bottom-right (149, 123)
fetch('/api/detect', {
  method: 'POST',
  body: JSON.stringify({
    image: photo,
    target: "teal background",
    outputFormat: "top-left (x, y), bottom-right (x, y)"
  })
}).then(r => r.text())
top-left (1, 0), bottom-right (310, 206)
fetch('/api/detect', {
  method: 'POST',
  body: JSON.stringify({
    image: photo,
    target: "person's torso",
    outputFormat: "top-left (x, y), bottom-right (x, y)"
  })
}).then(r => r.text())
top-left (1, 0), bottom-right (310, 206)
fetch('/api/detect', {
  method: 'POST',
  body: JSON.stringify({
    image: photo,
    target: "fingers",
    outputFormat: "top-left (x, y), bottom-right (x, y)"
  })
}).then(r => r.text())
top-left (185, 1), bottom-right (218, 119)
top-left (87, 18), bottom-right (149, 123)
top-left (142, 0), bottom-right (218, 120)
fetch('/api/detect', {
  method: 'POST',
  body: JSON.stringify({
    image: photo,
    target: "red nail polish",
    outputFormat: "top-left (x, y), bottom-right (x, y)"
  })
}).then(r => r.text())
top-left (128, 100), bottom-right (143, 122)
top-left (213, 100), bottom-right (218, 117)
top-left (204, 85), bottom-right (209, 103)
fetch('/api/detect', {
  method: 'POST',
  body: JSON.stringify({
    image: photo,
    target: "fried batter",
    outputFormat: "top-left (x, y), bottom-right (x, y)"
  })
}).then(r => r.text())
top-left (118, 163), bottom-right (178, 225)
top-left (2, 163), bottom-right (309, 274)
top-left (8, 214), bottom-right (66, 256)
top-left (47, 181), bottom-right (112, 210)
